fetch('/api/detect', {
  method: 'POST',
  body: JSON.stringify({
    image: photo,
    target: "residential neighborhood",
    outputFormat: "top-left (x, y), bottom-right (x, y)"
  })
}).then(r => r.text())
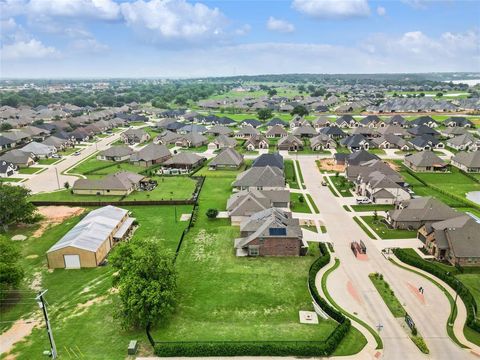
top-left (1, 0), bottom-right (480, 359)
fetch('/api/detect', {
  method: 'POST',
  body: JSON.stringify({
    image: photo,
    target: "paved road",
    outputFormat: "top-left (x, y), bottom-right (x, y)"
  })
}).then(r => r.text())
top-left (298, 157), bottom-right (476, 360)
top-left (22, 131), bottom-right (124, 194)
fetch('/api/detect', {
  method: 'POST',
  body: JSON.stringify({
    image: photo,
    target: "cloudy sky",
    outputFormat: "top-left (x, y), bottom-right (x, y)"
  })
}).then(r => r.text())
top-left (1, 0), bottom-right (479, 78)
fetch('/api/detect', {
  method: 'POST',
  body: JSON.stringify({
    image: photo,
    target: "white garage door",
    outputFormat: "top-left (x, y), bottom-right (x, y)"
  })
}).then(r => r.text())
top-left (64, 255), bottom-right (81, 269)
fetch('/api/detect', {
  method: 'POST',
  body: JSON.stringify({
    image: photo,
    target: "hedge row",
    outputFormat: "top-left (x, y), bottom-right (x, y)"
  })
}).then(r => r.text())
top-left (460, 169), bottom-right (480, 184)
top-left (308, 243), bottom-right (346, 323)
top-left (152, 243), bottom-right (351, 357)
top-left (393, 248), bottom-right (480, 333)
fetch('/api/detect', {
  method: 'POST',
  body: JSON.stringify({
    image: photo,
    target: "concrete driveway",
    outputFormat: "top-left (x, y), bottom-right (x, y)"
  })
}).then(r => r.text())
top-left (22, 131), bottom-right (124, 194)
top-left (298, 157), bottom-right (477, 360)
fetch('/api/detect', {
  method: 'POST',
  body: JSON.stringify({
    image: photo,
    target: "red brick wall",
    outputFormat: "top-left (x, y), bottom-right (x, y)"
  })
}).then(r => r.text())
top-left (249, 237), bottom-right (301, 256)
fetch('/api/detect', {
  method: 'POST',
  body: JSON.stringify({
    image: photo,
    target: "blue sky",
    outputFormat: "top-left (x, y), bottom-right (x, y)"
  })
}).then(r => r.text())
top-left (1, 0), bottom-right (479, 78)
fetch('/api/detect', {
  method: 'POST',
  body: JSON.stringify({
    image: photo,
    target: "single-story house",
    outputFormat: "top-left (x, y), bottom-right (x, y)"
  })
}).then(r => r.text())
top-left (209, 148), bottom-right (244, 170)
top-left (387, 197), bottom-right (459, 230)
top-left (234, 208), bottom-right (306, 257)
top-left (404, 151), bottom-right (448, 172)
top-left (310, 134), bottom-right (336, 150)
top-left (233, 165), bottom-right (285, 191)
top-left (235, 127), bottom-right (259, 139)
top-left (21, 142), bottom-right (57, 158)
top-left (121, 129), bottom-right (150, 144)
top-left (444, 117), bottom-right (474, 128)
top-left (451, 151), bottom-right (480, 173)
top-left (244, 135), bottom-right (269, 150)
top-left (265, 125), bottom-right (288, 138)
top-left (161, 152), bottom-right (206, 174)
top-left (208, 134), bottom-right (237, 150)
top-left (277, 135), bottom-right (303, 151)
top-left (292, 125), bottom-right (317, 138)
top-left (340, 134), bottom-right (370, 151)
top-left (206, 124), bottom-right (233, 136)
top-left (446, 134), bottom-right (478, 151)
top-left (0, 149), bottom-right (36, 167)
top-left (175, 133), bottom-right (208, 148)
top-left (97, 146), bottom-right (134, 162)
top-left (73, 171), bottom-right (152, 196)
top-left (46, 206), bottom-right (135, 269)
top-left (252, 152), bottom-right (284, 170)
top-left (130, 143), bottom-right (171, 167)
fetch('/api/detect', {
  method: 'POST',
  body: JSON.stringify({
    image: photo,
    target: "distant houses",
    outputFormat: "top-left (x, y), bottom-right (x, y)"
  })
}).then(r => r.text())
top-left (97, 146), bottom-right (134, 162)
top-left (404, 151), bottom-right (448, 172)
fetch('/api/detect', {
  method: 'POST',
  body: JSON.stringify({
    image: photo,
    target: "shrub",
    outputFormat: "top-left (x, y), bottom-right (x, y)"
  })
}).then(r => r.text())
top-left (206, 208), bottom-right (218, 219)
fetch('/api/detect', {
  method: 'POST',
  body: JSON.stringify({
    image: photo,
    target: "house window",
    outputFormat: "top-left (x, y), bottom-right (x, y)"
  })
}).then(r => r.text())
top-left (249, 246), bottom-right (259, 256)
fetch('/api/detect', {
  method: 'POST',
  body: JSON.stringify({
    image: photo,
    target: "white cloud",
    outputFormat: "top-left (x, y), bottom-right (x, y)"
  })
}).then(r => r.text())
top-left (401, 0), bottom-right (428, 10)
top-left (235, 24), bottom-right (251, 36)
top-left (69, 38), bottom-right (109, 53)
top-left (120, 0), bottom-right (228, 44)
top-left (27, 0), bottom-right (121, 20)
top-left (266, 16), bottom-right (295, 33)
top-left (1, 38), bottom-right (59, 60)
top-left (292, 0), bottom-right (370, 19)
top-left (376, 6), bottom-right (386, 16)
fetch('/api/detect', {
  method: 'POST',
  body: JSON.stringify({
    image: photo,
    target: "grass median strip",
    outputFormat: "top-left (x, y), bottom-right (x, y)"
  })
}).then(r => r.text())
top-left (353, 217), bottom-right (376, 239)
top-left (321, 259), bottom-right (383, 350)
top-left (306, 193), bottom-right (319, 213)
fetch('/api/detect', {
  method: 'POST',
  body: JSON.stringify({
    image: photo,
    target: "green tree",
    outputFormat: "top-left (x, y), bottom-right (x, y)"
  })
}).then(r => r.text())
top-left (0, 239), bottom-right (24, 298)
top-left (110, 238), bottom-right (177, 329)
top-left (267, 88), bottom-right (277, 97)
top-left (257, 108), bottom-right (273, 121)
top-left (0, 184), bottom-right (37, 232)
top-left (436, 92), bottom-right (443, 97)
top-left (206, 208), bottom-right (219, 219)
top-left (0, 123), bottom-right (13, 131)
top-left (291, 105), bottom-right (309, 117)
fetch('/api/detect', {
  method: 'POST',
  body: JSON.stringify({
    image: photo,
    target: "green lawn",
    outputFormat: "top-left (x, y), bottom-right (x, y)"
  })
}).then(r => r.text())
top-left (295, 160), bottom-right (305, 185)
top-left (290, 192), bottom-right (312, 213)
top-left (1, 205), bottom-right (192, 359)
top-left (37, 158), bottom-right (60, 165)
top-left (368, 148), bottom-right (386, 155)
top-left (369, 273), bottom-right (405, 317)
top-left (361, 216), bottom-right (417, 239)
top-left (284, 159), bottom-right (300, 189)
top-left (18, 166), bottom-right (43, 174)
top-left (306, 193), bottom-right (319, 213)
top-left (30, 176), bottom-right (197, 202)
top-left (149, 167), bottom-right (363, 354)
top-left (351, 204), bottom-right (394, 212)
top-left (58, 147), bottom-right (78, 156)
top-left (68, 155), bottom-right (146, 178)
top-left (329, 175), bottom-right (353, 197)
top-left (353, 217), bottom-right (376, 239)
top-left (0, 177), bottom-right (23, 182)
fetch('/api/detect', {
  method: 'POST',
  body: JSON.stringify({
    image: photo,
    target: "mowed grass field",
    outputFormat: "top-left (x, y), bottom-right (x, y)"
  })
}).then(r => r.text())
top-left (67, 154), bottom-right (145, 178)
top-left (149, 167), bottom-right (366, 355)
top-left (1, 205), bottom-right (192, 359)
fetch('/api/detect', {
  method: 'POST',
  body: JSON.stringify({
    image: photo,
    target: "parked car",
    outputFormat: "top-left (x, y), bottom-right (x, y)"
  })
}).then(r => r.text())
top-left (51, 154), bottom-right (62, 159)
top-left (73, 151), bottom-right (81, 156)
top-left (321, 181), bottom-right (328, 186)
top-left (356, 197), bottom-right (371, 204)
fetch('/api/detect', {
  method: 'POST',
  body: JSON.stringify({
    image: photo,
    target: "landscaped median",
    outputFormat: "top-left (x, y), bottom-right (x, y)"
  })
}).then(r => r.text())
top-left (369, 273), bottom-right (429, 354)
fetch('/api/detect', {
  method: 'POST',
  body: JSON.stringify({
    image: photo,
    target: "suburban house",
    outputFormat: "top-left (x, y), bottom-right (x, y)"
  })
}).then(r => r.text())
top-left (419, 214), bottom-right (480, 266)
top-left (209, 148), bottom-right (244, 170)
top-left (319, 126), bottom-right (347, 139)
top-left (154, 130), bottom-right (182, 145)
top-left (46, 206), bottom-right (135, 269)
top-left (265, 125), bottom-right (288, 138)
top-left (266, 118), bottom-right (288, 127)
top-left (387, 197), bottom-right (459, 230)
top-left (178, 124), bottom-right (208, 134)
top-left (310, 134), bottom-right (336, 150)
top-left (244, 134), bottom-right (269, 150)
top-left (371, 134), bottom-right (413, 151)
top-left (335, 149), bottom-right (379, 166)
top-left (97, 146), bottom-right (134, 162)
top-left (410, 134), bottom-right (444, 151)
top-left (252, 152), bottom-right (284, 170)
top-left (130, 143), bottom-right (171, 167)
top-left (121, 128), bottom-right (150, 144)
top-left (234, 208), bottom-right (306, 257)
top-left (161, 152), bottom-right (206, 174)
top-left (42, 135), bottom-right (72, 151)
top-left (441, 127), bottom-right (468, 138)
top-left (0, 149), bottom-right (36, 167)
top-left (0, 160), bottom-right (17, 177)
top-left (72, 171), bottom-right (153, 196)
top-left (174, 133), bottom-right (208, 148)
top-left (235, 127), bottom-right (259, 139)
top-left (385, 115), bottom-right (407, 127)
top-left (232, 165), bottom-right (284, 191)
top-left (404, 151), bottom-right (448, 172)
top-left (408, 124), bottom-right (439, 137)
top-left (277, 135), bottom-right (303, 151)
top-left (451, 151), bottom-right (480, 173)
top-left (446, 134), bottom-right (478, 151)
top-left (206, 124), bottom-right (233, 136)
top-left (444, 117), bottom-right (474, 128)
top-left (292, 125), bottom-right (317, 138)
top-left (20, 142), bottom-right (57, 158)
top-left (240, 119), bottom-right (262, 128)
top-left (341, 134), bottom-right (370, 151)
top-left (208, 134), bottom-right (237, 150)
top-left (313, 116), bottom-right (330, 129)
top-left (377, 125), bottom-right (409, 138)
top-left (411, 116), bottom-right (438, 128)
top-left (227, 189), bottom-right (290, 225)
top-left (335, 115), bottom-right (357, 128)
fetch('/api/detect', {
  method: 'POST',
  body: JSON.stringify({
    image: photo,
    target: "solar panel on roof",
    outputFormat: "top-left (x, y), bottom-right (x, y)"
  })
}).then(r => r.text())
top-left (269, 228), bottom-right (286, 236)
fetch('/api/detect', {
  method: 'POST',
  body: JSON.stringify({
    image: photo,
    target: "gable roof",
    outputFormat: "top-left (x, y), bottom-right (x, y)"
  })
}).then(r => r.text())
top-left (73, 171), bottom-right (145, 191)
top-left (130, 143), bottom-right (170, 162)
top-left (388, 197), bottom-right (458, 223)
top-left (452, 151), bottom-right (480, 168)
top-left (163, 152), bottom-right (205, 165)
top-left (252, 152), bottom-right (284, 170)
top-left (233, 165), bottom-right (284, 188)
top-left (404, 151), bottom-right (446, 167)
top-left (99, 145), bottom-right (134, 158)
top-left (209, 148), bottom-right (243, 167)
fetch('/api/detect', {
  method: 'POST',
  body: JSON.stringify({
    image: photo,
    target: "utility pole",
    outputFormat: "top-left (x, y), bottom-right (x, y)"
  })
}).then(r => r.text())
top-left (54, 167), bottom-right (61, 190)
top-left (36, 290), bottom-right (57, 359)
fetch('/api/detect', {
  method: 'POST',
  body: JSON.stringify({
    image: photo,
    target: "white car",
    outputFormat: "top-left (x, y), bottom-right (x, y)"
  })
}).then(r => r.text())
top-left (356, 197), bottom-right (371, 204)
